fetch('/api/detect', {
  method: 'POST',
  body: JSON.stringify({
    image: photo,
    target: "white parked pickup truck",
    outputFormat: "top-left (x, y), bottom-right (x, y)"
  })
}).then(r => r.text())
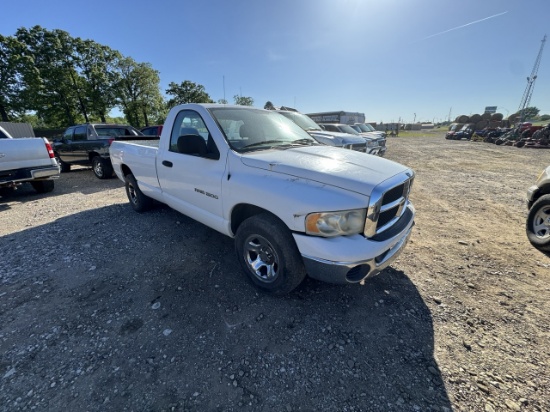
top-left (0, 125), bottom-right (60, 193)
top-left (110, 104), bottom-right (415, 295)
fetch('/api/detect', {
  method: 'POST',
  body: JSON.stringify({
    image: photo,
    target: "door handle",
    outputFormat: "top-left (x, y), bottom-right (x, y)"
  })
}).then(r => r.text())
top-left (162, 160), bottom-right (173, 167)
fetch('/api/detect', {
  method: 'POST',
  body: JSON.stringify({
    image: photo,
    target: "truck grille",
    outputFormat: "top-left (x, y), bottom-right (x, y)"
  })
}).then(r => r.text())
top-left (364, 171), bottom-right (414, 238)
top-left (345, 143), bottom-right (367, 152)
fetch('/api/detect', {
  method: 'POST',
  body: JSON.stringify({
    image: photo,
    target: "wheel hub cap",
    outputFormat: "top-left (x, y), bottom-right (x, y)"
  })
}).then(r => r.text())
top-left (533, 205), bottom-right (550, 239)
top-left (244, 235), bottom-right (278, 283)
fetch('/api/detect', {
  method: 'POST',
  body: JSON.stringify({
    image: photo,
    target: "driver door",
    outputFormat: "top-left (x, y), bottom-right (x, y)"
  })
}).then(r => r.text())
top-left (156, 109), bottom-right (226, 228)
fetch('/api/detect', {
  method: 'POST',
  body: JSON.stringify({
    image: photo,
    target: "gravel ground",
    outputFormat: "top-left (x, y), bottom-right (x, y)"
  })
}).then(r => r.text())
top-left (1, 134), bottom-right (549, 411)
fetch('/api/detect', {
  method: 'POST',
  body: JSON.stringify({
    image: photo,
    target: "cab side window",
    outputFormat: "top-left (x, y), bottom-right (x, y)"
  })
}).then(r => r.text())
top-left (63, 127), bottom-right (75, 140)
top-left (169, 110), bottom-right (219, 159)
top-left (73, 126), bottom-right (87, 141)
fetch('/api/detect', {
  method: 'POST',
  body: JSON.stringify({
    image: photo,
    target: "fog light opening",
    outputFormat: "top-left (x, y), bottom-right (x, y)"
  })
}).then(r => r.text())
top-left (346, 264), bottom-right (371, 283)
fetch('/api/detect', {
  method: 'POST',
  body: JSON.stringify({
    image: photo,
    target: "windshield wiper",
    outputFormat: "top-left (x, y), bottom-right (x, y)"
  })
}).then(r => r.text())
top-left (242, 139), bottom-right (288, 150)
top-left (291, 138), bottom-right (317, 145)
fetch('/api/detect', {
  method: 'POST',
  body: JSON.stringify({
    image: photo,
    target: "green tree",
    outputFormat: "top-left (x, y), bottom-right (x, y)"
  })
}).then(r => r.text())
top-left (0, 34), bottom-right (30, 121)
top-left (217, 98), bottom-right (228, 105)
top-left (115, 57), bottom-right (164, 127)
top-left (539, 114), bottom-right (550, 121)
top-left (165, 81), bottom-right (213, 106)
top-left (521, 106), bottom-right (540, 120)
top-left (76, 39), bottom-right (122, 123)
top-left (234, 95), bottom-right (254, 106)
top-left (15, 26), bottom-right (84, 126)
top-left (512, 106), bottom-right (540, 123)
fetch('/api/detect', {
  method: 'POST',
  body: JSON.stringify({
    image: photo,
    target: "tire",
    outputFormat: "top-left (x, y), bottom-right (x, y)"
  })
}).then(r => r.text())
top-left (31, 180), bottom-right (55, 194)
top-left (526, 194), bottom-right (550, 251)
top-left (235, 213), bottom-right (306, 295)
top-left (125, 173), bottom-right (153, 213)
top-left (55, 154), bottom-right (71, 173)
top-left (92, 156), bottom-right (113, 179)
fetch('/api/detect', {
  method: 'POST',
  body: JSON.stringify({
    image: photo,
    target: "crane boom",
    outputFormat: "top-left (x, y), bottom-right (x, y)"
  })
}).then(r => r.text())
top-left (517, 35), bottom-right (546, 123)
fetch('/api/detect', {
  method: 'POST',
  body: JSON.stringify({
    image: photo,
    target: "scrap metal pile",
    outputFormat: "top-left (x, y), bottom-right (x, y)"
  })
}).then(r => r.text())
top-left (447, 113), bottom-right (550, 149)
top-left (474, 123), bottom-right (550, 148)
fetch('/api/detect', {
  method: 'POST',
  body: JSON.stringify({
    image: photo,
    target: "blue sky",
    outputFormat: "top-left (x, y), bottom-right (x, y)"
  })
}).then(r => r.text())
top-left (3, 0), bottom-right (550, 123)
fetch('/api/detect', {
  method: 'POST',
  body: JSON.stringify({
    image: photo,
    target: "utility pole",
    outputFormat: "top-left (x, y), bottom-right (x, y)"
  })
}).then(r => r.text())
top-left (517, 35), bottom-right (546, 124)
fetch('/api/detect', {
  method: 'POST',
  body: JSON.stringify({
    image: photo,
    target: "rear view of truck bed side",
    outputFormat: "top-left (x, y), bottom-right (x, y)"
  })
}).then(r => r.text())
top-left (0, 136), bottom-right (60, 193)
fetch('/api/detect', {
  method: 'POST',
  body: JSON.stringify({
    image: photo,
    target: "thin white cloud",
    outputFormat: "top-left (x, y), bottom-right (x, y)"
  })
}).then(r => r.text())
top-left (267, 50), bottom-right (286, 62)
top-left (421, 11), bottom-right (508, 41)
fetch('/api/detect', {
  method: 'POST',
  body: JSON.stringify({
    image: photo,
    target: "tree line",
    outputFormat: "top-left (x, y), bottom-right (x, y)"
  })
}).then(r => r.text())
top-left (0, 26), bottom-right (254, 128)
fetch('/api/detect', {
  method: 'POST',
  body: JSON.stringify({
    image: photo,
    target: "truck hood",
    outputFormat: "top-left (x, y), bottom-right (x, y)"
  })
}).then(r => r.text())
top-left (240, 146), bottom-right (410, 196)
top-left (356, 132), bottom-right (384, 141)
top-left (308, 130), bottom-right (365, 145)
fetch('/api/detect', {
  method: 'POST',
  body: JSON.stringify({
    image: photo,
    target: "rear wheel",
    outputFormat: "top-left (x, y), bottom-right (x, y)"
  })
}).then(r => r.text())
top-left (526, 194), bottom-right (550, 251)
top-left (125, 173), bottom-right (153, 212)
top-left (31, 180), bottom-right (55, 194)
top-left (92, 156), bottom-right (113, 179)
top-left (235, 213), bottom-right (306, 295)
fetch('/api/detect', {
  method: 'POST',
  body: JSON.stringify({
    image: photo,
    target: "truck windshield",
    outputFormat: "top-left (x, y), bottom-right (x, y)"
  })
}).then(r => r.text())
top-left (210, 107), bottom-right (316, 153)
top-left (338, 124), bottom-right (360, 135)
top-left (277, 111), bottom-right (322, 131)
top-left (355, 124), bottom-right (373, 133)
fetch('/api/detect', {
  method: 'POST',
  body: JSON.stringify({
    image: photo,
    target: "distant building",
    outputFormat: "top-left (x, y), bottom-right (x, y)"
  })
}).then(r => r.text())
top-left (306, 111), bottom-right (366, 125)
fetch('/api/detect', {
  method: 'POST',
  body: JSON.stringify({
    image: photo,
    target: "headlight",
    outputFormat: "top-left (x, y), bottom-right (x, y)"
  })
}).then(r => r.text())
top-left (366, 140), bottom-right (377, 148)
top-left (305, 209), bottom-right (366, 237)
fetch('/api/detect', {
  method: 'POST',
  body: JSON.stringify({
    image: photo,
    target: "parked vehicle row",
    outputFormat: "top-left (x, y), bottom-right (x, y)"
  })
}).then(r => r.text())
top-left (272, 109), bottom-right (387, 157)
top-left (50, 111), bottom-right (388, 183)
top-left (275, 110), bottom-right (370, 154)
top-left (351, 122), bottom-right (387, 139)
top-left (6, 110), bottom-right (546, 294)
top-left (320, 123), bottom-right (387, 156)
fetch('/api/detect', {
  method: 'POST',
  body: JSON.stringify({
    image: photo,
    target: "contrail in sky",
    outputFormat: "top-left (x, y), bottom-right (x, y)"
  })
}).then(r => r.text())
top-left (421, 11), bottom-right (508, 40)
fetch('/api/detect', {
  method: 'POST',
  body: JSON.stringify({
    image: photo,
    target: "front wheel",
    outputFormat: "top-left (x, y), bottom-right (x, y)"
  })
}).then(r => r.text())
top-left (92, 156), bottom-right (113, 179)
top-left (526, 194), bottom-right (550, 251)
top-left (235, 213), bottom-right (306, 295)
top-left (125, 173), bottom-right (153, 213)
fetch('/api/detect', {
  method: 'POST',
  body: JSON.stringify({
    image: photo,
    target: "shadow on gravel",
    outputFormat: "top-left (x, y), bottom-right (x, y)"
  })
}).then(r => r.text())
top-left (0, 205), bottom-right (451, 412)
top-left (0, 169), bottom-right (123, 210)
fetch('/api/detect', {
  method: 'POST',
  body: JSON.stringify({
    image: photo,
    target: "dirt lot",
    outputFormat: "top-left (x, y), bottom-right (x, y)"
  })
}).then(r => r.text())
top-left (1, 134), bottom-right (549, 411)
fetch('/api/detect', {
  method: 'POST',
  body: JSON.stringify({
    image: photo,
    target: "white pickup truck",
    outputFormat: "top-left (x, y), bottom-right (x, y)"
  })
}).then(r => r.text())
top-left (0, 125), bottom-right (60, 193)
top-left (110, 104), bottom-right (415, 294)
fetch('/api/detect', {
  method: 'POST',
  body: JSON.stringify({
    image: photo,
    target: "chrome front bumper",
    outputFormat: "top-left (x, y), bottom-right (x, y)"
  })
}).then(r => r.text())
top-left (295, 208), bottom-right (415, 285)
